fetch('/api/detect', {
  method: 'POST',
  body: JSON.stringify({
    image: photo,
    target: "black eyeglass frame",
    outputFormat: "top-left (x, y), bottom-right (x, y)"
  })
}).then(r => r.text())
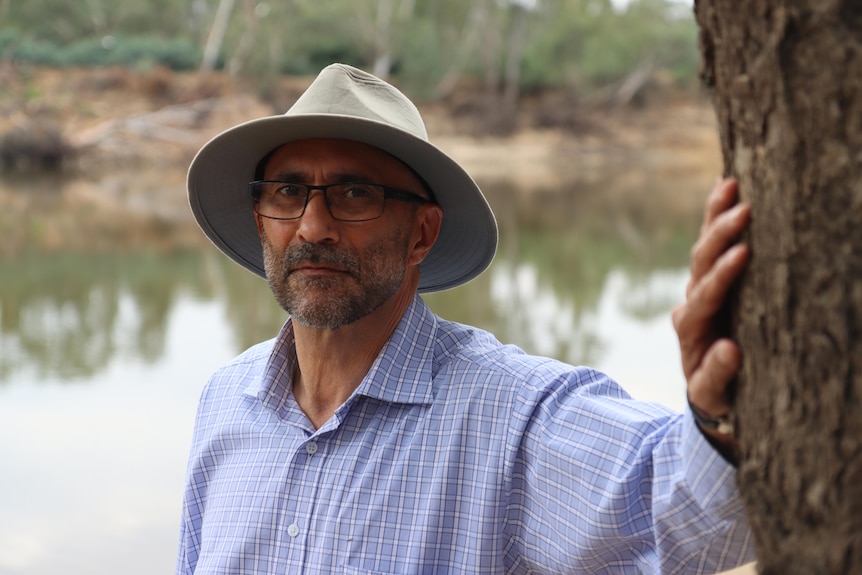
top-left (249, 181), bottom-right (432, 222)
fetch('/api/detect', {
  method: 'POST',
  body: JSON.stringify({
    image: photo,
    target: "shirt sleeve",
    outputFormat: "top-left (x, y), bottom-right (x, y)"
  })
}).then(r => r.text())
top-left (175, 382), bottom-right (211, 575)
top-left (504, 367), bottom-right (754, 574)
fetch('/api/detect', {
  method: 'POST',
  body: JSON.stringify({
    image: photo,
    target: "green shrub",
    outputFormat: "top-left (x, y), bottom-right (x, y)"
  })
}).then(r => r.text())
top-left (62, 39), bottom-right (112, 67)
top-left (0, 33), bottom-right (201, 71)
top-left (108, 37), bottom-right (201, 71)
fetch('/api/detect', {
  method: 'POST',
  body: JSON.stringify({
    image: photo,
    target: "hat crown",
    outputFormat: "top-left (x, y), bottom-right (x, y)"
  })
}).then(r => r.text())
top-left (286, 64), bottom-right (429, 141)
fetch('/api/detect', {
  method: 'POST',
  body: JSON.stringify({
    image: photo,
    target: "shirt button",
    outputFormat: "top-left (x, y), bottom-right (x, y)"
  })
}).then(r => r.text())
top-left (287, 523), bottom-right (300, 537)
top-left (305, 442), bottom-right (319, 455)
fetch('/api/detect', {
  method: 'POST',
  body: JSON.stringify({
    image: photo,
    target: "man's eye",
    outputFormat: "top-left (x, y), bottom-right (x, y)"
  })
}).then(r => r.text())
top-left (342, 184), bottom-right (386, 201)
top-left (276, 184), bottom-right (305, 198)
top-left (343, 185), bottom-right (374, 199)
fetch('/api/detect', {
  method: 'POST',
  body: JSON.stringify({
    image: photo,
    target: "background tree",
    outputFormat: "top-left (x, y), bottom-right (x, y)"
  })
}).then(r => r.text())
top-left (0, 0), bottom-right (699, 96)
top-left (200, 0), bottom-right (234, 72)
top-left (491, 0), bottom-right (537, 133)
top-left (694, 1), bottom-right (862, 573)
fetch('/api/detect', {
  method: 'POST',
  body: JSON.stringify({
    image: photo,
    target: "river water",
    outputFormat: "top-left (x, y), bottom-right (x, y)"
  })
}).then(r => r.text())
top-left (0, 168), bottom-right (708, 575)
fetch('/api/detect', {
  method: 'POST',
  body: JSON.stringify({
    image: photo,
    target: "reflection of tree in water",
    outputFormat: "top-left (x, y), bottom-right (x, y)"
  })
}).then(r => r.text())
top-left (425, 177), bottom-right (701, 366)
top-left (0, 251), bottom-right (204, 382)
top-left (614, 269), bottom-right (689, 322)
top-left (214, 254), bottom-right (288, 351)
top-left (121, 252), bottom-right (205, 362)
top-left (0, 172), bottom-right (707, 383)
top-left (0, 254), bottom-right (116, 381)
top-left (0, 245), bottom-right (295, 384)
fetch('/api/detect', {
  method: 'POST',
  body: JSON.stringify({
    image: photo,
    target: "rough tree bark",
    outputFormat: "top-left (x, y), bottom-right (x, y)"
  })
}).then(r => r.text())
top-left (694, 1), bottom-right (862, 574)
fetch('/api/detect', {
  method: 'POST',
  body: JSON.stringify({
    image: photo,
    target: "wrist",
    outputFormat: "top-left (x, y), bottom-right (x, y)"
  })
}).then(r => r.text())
top-left (687, 396), bottom-right (739, 465)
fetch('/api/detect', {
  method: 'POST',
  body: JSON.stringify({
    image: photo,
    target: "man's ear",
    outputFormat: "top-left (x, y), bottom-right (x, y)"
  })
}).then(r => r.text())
top-left (254, 211), bottom-right (265, 239)
top-left (407, 204), bottom-right (443, 267)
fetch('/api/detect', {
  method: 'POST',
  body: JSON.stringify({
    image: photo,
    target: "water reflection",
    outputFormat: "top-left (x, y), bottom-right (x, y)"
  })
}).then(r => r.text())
top-left (0, 196), bottom-right (695, 384)
top-left (1, 252), bottom-right (198, 379)
top-left (0, 171), bottom-right (706, 575)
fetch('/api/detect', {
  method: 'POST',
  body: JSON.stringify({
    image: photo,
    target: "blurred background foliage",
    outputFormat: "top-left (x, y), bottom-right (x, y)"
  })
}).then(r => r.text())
top-left (0, 0), bottom-right (700, 98)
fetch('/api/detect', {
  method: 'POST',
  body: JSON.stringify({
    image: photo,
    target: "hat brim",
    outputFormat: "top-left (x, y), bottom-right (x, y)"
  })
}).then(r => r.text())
top-left (187, 113), bottom-right (497, 293)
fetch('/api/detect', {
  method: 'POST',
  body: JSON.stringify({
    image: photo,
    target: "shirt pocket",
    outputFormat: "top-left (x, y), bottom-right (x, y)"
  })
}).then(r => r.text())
top-left (341, 566), bottom-right (403, 575)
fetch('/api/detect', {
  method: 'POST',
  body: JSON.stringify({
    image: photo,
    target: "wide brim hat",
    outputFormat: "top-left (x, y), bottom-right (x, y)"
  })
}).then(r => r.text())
top-left (187, 63), bottom-right (498, 293)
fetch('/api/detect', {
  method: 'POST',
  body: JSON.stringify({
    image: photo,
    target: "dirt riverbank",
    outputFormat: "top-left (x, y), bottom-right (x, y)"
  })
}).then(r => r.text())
top-left (3, 66), bottom-right (723, 184)
top-left (0, 66), bottom-right (725, 253)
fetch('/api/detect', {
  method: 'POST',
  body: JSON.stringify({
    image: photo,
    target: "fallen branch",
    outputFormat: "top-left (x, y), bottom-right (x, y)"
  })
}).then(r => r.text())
top-left (68, 99), bottom-right (219, 150)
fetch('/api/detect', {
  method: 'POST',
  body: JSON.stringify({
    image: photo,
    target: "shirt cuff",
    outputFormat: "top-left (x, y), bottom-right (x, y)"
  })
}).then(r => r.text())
top-left (683, 405), bottom-right (746, 522)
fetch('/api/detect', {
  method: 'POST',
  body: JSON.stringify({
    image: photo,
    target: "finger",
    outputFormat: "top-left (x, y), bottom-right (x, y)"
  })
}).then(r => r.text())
top-left (674, 244), bottom-right (749, 378)
top-left (672, 302), bottom-right (709, 380)
top-left (688, 339), bottom-right (741, 416)
top-left (701, 177), bottom-right (739, 233)
top-left (690, 242), bottom-right (750, 321)
top-left (688, 178), bottom-right (745, 297)
top-left (689, 202), bottom-right (750, 288)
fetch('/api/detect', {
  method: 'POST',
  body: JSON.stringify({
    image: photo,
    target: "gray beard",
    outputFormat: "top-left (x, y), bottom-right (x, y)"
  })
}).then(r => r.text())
top-left (260, 230), bottom-right (409, 330)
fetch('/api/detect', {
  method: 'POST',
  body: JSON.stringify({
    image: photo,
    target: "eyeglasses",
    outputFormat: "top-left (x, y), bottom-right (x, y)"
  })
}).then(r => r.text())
top-left (249, 181), bottom-right (430, 222)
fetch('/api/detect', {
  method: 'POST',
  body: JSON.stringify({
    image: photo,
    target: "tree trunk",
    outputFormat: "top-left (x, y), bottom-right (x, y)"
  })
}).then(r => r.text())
top-left (371, 0), bottom-right (396, 79)
top-left (435, 0), bottom-right (486, 98)
top-left (479, 0), bottom-right (503, 130)
top-left (481, 0), bottom-right (535, 135)
top-left (694, 1), bottom-right (862, 574)
top-left (200, 0), bottom-right (236, 73)
top-left (499, 3), bottom-right (530, 132)
top-left (0, 0), bottom-right (11, 24)
top-left (227, 0), bottom-right (259, 76)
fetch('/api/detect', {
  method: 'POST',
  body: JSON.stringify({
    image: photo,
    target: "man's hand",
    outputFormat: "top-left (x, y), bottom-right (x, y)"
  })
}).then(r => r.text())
top-left (672, 178), bottom-right (750, 454)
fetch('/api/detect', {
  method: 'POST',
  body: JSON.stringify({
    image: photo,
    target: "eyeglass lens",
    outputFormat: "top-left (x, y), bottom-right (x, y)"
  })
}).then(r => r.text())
top-left (255, 183), bottom-right (387, 221)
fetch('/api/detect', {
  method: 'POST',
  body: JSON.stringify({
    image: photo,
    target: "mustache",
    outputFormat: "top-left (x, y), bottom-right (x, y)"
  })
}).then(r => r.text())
top-left (283, 243), bottom-right (359, 275)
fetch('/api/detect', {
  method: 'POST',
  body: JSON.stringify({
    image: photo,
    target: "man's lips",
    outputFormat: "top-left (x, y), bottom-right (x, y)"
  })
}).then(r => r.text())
top-left (282, 244), bottom-right (358, 277)
top-left (290, 264), bottom-right (348, 275)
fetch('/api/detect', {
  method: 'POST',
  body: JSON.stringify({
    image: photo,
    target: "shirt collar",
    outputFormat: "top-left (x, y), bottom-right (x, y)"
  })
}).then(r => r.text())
top-left (243, 318), bottom-right (299, 417)
top-left (245, 295), bottom-right (438, 416)
top-left (351, 295), bottom-right (436, 406)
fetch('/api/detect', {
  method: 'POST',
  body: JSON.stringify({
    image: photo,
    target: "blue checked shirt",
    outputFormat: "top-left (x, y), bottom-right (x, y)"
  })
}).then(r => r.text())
top-left (177, 296), bottom-right (753, 574)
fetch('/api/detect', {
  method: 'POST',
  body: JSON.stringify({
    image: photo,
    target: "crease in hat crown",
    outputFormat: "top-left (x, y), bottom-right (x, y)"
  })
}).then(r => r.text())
top-left (187, 62), bottom-right (498, 293)
top-left (287, 64), bottom-right (429, 140)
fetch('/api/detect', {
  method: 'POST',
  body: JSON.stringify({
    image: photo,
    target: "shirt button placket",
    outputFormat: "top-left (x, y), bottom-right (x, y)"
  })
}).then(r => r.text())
top-left (283, 440), bottom-right (319, 560)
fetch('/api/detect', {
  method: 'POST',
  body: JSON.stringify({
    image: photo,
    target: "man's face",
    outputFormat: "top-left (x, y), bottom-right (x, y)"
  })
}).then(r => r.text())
top-left (256, 139), bottom-right (438, 329)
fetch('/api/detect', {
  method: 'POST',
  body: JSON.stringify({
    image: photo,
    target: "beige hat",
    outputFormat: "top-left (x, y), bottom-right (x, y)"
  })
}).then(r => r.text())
top-left (187, 63), bottom-right (498, 293)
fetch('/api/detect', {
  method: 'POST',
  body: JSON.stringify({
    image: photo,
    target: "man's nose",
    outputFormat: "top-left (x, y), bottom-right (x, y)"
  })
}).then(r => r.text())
top-left (296, 189), bottom-right (338, 243)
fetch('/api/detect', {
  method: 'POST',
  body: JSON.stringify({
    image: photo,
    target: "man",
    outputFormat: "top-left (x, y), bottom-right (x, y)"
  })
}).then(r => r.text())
top-left (178, 63), bottom-right (754, 574)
